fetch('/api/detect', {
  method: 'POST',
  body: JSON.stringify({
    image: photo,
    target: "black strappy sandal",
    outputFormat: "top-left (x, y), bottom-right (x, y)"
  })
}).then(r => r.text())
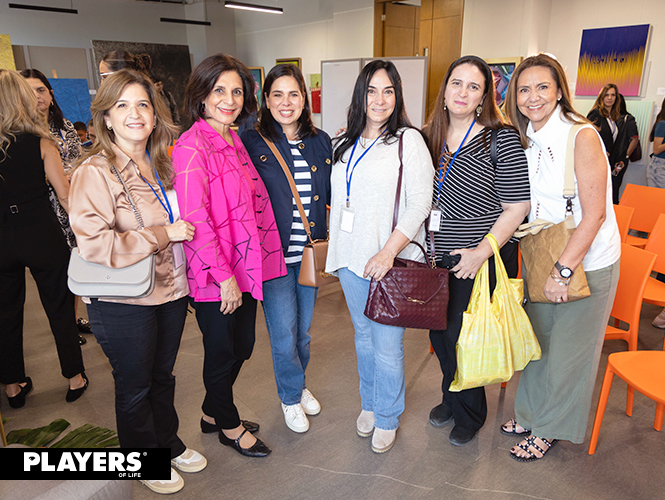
top-left (500, 418), bottom-right (530, 437)
top-left (510, 435), bottom-right (557, 462)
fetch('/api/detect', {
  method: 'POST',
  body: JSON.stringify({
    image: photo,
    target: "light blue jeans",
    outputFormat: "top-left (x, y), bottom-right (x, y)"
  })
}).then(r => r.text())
top-left (261, 263), bottom-right (318, 405)
top-left (338, 267), bottom-right (405, 430)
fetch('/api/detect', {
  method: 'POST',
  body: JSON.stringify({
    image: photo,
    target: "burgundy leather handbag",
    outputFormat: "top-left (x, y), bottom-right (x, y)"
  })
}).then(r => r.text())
top-left (363, 134), bottom-right (449, 331)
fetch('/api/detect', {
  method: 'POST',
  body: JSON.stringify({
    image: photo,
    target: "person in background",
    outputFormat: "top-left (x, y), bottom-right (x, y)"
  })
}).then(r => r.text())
top-left (325, 60), bottom-right (434, 454)
top-left (99, 49), bottom-right (151, 83)
top-left (70, 69), bottom-right (206, 494)
top-left (172, 54), bottom-right (286, 458)
top-left (610, 94), bottom-right (640, 204)
top-left (586, 84), bottom-right (624, 199)
top-left (647, 97), bottom-right (665, 328)
top-left (241, 63), bottom-right (332, 434)
top-left (0, 69), bottom-right (87, 409)
top-left (87, 118), bottom-right (97, 144)
top-left (73, 121), bottom-right (88, 144)
top-left (152, 76), bottom-right (180, 129)
top-left (502, 53), bottom-right (620, 462)
top-left (423, 55), bottom-right (530, 447)
top-left (20, 68), bottom-right (90, 342)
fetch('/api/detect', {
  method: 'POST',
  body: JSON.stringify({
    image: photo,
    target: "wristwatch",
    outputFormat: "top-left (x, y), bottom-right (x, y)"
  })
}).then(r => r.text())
top-left (554, 261), bottom-right (573, 279)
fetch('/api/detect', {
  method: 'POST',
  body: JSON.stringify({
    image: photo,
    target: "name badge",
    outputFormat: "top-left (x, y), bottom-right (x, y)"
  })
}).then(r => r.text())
top-left (340, 206), bottom-right (355, 233)
top-left (429, 209), bottom-right (442, 232)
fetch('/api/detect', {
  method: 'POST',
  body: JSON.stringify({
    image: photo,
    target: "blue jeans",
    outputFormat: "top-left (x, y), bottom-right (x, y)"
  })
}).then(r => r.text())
top-left (86, 297), bottom-right (188, 459)
top-left (338, 267), bottom-right (405, 430)
top-left (262, 263), bottom-right (318, 405)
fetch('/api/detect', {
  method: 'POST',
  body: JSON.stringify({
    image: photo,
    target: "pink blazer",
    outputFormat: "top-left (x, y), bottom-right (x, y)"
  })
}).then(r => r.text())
top-left (172, 119), bottom-right (286, 301)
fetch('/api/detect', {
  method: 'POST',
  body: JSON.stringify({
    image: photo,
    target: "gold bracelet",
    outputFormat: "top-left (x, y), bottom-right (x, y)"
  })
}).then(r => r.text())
top-left (550, 270), bottom-right (570, 286)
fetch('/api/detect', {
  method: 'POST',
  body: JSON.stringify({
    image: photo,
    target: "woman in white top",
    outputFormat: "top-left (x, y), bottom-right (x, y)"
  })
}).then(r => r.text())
top-left (326, 60), bottom-right (433, 454)
top-left (502, 53), bottom-right (621, 462)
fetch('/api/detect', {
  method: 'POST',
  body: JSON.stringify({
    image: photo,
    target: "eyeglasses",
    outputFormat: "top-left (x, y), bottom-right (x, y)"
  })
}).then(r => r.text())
top-left (99, 71), bottom-right (115, 82)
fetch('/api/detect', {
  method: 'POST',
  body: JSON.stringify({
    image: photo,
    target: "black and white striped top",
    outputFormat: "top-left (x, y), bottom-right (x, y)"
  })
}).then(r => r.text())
top-left (429, 127), bottom-right (530, 254)
top-left (285, 140), bottom-right (312, 265)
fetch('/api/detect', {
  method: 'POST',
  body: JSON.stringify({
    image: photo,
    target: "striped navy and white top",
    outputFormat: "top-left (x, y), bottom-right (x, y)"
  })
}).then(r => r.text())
top-left (284, 139), bottom-right (312, 265)
top-left (429, 127), bottom-right (530, 254)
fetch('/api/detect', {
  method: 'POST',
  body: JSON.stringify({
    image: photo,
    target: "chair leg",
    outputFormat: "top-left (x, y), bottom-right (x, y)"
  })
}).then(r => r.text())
top-left (655, 403), bottom-right (664, 432)
top-left (589, 365), bottom-right (615, 455)
top-left (626, 386), bottom-right (635, 417)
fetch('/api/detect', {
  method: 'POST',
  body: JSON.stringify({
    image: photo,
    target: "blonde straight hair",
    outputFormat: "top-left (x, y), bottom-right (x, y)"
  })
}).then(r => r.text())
top-left (0, 69), bottom-right (54, 160)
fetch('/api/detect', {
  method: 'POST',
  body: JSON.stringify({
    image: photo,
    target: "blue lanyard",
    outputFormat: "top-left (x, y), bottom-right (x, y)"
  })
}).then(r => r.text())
top-left (141, 152), bottom-right (174, 223)
top-left (436, 118), bottom-right (476, 203)
top-left (345, 130), bottom-right (386, 207)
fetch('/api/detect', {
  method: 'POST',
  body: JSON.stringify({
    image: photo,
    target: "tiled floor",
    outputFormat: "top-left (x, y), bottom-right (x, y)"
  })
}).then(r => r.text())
top-left (1, 273), bottom-right (665, 499)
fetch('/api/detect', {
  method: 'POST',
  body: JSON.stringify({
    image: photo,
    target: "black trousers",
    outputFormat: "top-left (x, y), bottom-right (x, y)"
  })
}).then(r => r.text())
top-left (87, 297), bottom-right (188, 459)
top-left (190, 294), bottom-right (257, 429)
top-left (429, 241), bottom-right (519, 432)
top-left (611, 161), bottom-right (628, 205)
top-left (0, 205), bottom-right (84, 384)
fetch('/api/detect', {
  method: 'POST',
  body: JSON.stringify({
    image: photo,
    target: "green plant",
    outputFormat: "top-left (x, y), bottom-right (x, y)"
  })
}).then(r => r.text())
top-left (7, 419), bottom-right (119, 448)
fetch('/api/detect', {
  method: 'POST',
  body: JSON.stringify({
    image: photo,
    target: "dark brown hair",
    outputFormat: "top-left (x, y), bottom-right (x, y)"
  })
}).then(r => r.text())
top-left (504, 53), bottom-right (587, 148)
top-left (650, 96), bottom-right (665, 142)
top-left (19, 68), bottom-right (65, 130)
top-left (257, 64), bottom-right (316, 142)
top-left (423, 55), bottom-right (505, 167)
top-left (102, 50), bottom-right (152, 75)
top-left (182, 54), bottom-right (257, 127)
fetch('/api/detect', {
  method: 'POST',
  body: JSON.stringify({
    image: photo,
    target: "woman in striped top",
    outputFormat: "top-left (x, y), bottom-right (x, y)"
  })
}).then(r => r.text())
top-left (423, 56), bottom-right (531, 447)
top-left (241, 64), bottom-right (332, 434)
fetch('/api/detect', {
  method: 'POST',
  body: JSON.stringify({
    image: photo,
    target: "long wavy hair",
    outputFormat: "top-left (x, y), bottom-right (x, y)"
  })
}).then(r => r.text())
top-left (256, 63), bottom-right (316, 142)
top-left (19, 68), bottom-right (66, 131)
top-left (333, 59), bottom-right (413, 164)
top-left (423, 55), bottom-right (505, 169)
top-left (505, 53), bottom-right (588, 148)
top-left (650, 96), bottom-right (665, 142)
top-left (0, 69), bottom-right (54, 161)
top-left (79, 69), bottom-right (179, 188)
top-left (591, 83), bottom-right (621, 121)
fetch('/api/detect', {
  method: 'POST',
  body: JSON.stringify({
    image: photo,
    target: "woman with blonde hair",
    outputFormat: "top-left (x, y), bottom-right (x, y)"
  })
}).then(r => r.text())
top-left (70, 69), bottom-right (206, 494)
top-left (0, 70), bottom-right (87, 408)
top-left (502, 53), bottom-right (620, 462)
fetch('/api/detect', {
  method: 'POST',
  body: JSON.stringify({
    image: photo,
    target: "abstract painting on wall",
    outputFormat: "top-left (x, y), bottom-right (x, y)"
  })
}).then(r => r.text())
top-left (576, 24), bottom-right (650, 97)
top-left (0, 34), bottom-right (16, 70)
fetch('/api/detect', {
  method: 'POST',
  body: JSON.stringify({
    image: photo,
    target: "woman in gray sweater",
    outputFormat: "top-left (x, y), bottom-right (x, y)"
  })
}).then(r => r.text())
top-left (325, 60), bottom-right (434, 454)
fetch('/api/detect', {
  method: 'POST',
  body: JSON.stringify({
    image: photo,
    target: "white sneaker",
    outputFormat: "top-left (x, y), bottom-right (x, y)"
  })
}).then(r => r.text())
top-left (300, 388), bottom-right (321, 416)
top-left (371, 428), bottom-right (396, 453)
top-left (140, 467), bottom-right (184, 494)
top-left (282, 402), bottom-right (309, 433)
top-left (653, 308), bottom-right (665, 328)
top-left (171, 448), bottom-right (207, 473)
top-left (356, 410), bottom-right (374, 438)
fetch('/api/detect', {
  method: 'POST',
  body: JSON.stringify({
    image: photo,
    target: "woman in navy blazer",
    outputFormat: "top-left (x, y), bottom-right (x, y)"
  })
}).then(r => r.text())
top-left (241, 63), bottom-right (331, 434)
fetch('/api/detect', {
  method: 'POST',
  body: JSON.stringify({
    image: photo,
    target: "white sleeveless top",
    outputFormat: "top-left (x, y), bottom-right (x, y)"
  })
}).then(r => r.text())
top-left (525, 108), bottom-right (621, 272)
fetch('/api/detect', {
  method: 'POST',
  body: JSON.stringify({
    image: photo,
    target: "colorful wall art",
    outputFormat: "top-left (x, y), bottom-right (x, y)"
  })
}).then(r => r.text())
top-left (0, 34), bottom-right (16, 70)
top-left (576, 24), bottom-right (650, 97)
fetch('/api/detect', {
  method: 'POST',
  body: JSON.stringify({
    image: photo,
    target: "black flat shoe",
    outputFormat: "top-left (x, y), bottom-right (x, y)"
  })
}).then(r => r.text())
top-left (77, 318), bottom-right (92, 334)
top-left (7, 377), bottom-right (32, 409)
top-left (66, 373), bottom-right (88, 403)
top-left (449, 425), bottom-right (477, 447)
top-left (429, 403), bottom-right (453, 427)
top-left (78, 334), bottom-right (87, 345)
top-left (218, 428), bottom-right (271, 457)
top-left (201, 418), bottom-right (259, 434)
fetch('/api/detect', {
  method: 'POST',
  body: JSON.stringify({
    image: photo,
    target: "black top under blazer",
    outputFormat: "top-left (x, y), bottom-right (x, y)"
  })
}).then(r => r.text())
top-left (241, 124), bottom-right (332, 255)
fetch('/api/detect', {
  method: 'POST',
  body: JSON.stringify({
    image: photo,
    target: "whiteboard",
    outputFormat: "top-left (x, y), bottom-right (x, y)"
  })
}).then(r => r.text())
top-left (362, 57), bottom-right (428, 129)
top-left (321, 59), bottom-right (362, 137)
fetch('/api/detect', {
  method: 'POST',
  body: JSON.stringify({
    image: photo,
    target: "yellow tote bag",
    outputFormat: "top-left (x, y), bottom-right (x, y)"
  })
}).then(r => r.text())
top-left (449, 234), bottom-right (541, 392)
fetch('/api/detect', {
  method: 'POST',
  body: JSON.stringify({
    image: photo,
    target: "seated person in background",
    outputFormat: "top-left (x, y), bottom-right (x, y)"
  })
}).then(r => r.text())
top-left (73, 121), bottom-right (88, 144)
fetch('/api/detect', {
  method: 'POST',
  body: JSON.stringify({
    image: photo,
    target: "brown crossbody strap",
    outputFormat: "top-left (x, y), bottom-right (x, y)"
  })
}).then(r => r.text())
top-left (259, 133), bottom-right (314, 244)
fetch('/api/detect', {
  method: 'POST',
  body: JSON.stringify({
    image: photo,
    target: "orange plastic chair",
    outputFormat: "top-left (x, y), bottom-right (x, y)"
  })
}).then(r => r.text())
top-left (619, 184), bottom-right (665, 248)
top-left (641, 214), bottom-right (665, 309)
top-left (588, 345), bottom-right (665, 454)
top-left (604, 244), bottom-right (656, 351)
top-left (613, 204), bottom-right (634, 244)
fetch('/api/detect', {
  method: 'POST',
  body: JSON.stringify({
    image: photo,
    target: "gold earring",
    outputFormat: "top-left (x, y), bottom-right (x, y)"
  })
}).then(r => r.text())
top-left (443, 98), bottom-right (447, 111)
top-left (476, 104), bottom-right (483, 116)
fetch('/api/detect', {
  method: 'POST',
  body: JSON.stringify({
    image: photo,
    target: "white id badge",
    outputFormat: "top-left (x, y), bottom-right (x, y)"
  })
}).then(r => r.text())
top-left (173, 243), bottom-right (185, 269)
top-left (429, 209), bottom-right (442, 232)
top-left (340, 206), bottom-right (355, 233)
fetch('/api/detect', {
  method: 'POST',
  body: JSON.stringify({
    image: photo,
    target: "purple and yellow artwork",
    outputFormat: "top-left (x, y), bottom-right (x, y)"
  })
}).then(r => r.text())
top-left (576, 24), bottom-right (650, 97)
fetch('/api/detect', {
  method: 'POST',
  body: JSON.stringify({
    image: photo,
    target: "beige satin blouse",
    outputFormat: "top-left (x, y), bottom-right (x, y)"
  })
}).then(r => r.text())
top-left (69, 145), bottom-right (189, 306)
